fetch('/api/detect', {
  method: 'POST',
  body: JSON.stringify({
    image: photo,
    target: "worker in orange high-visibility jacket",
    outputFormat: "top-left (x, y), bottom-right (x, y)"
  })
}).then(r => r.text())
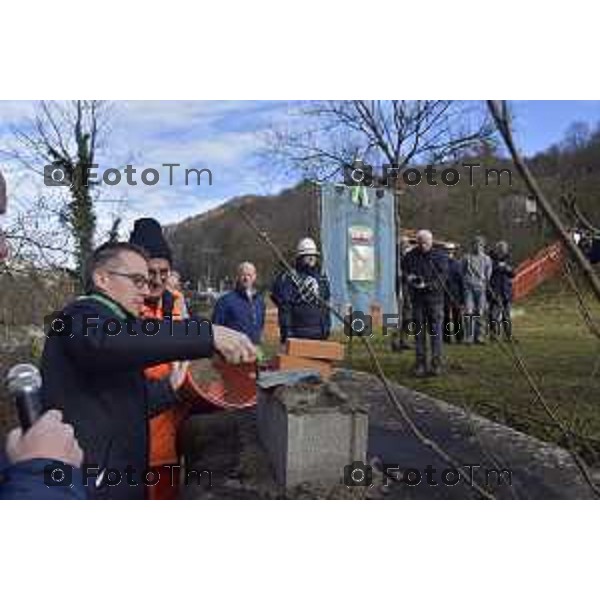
top-left (129, 218), bottom-right (192, 500)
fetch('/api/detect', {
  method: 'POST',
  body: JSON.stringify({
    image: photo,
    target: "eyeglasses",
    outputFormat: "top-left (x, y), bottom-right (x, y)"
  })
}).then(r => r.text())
top-left (107, 270), bottom-right (150, 290)
top-left (148, 268), bottom-right (170, 281)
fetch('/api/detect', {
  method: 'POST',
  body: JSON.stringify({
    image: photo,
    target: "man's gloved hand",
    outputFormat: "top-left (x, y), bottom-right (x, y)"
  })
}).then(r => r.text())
top-left (5, 409), bottom-right (83, 468)
top-left (213, 325), bottom-right (257, 365)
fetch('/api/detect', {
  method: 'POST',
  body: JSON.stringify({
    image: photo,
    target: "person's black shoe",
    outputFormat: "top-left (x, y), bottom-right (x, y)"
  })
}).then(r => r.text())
top-left (474, 339), bottom-right (486, 345)
top-left (391, 337), bottom-right (412, 352)
top-left (428, 362), bottom-right (442, 377)
top-left (413, 364), bottom-right (427, 378)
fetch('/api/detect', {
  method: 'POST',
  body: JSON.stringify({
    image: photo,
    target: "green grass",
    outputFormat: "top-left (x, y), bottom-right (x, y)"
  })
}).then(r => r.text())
top-left (341, 277), bottom-right (600, 464)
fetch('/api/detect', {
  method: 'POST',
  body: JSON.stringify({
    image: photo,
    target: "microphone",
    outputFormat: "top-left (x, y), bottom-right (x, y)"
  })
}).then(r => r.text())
top-left (5, 363), bottom-right (43, 431)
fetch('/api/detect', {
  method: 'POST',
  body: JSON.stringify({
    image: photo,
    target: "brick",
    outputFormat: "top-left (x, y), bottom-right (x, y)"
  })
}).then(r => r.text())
top-left (285, 338), bottom-right (345, 361)
top-left (275, 354), bottom-right (332, 379)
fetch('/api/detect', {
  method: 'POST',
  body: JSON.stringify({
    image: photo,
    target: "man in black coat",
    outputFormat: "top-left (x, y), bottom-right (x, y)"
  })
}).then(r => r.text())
top-left (41, 241), bottom-right (255, 499)
top-left (271, 237), bottom-right (331, 344)
top-left (443, 244), bottom-right (464, 344)
top-left (402, 229), bottom-right (449, 377)
top-left (489, 240), bottom-right (515, 341)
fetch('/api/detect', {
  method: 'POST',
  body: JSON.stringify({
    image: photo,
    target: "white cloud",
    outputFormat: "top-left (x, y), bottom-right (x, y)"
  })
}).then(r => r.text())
top-left (1, 100), bottom-right (297, 262)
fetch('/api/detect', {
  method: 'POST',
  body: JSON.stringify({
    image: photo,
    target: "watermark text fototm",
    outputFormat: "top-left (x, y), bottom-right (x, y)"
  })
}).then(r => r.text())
top-left (44, 461), bottom-right (212, 490)
top-left (344, 310), bottom-right (511, 340)
top-left (44, 162), bottom-right (213, 188)
top-left (344, 461), bottom-right (512, 489)
top-left (43, 312), bottom-right (212, 339)
top-left (344, 160), bottom-right (512, 188)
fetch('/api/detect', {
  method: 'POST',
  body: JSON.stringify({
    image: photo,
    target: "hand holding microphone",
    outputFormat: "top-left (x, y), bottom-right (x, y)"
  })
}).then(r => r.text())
top-left (5, 409), bottom-right (83, 468)
top-left (4, 363), bottom-right (83, 468)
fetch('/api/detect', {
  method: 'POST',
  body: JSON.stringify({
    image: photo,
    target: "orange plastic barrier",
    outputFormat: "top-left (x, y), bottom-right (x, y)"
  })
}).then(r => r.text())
top-left (513, 241), bottom-right (565, 301)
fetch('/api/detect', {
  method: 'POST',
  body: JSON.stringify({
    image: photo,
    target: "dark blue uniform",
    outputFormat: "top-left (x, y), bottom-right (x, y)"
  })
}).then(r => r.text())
top-left (271, 261), bottom-right (331, 343)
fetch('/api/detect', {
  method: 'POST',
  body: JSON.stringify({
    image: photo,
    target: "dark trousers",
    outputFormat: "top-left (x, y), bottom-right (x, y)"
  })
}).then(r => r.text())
top-left (444, 301), bottom-right (463, 344)
top-left (490, 299), bottom-right (512, 340)
top-left (411, 294), bottom-right (444, 367)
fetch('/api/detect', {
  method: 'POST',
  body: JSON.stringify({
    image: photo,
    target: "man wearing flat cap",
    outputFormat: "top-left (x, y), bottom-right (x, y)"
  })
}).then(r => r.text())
top-left (128, 217), bottom-right (194, 499)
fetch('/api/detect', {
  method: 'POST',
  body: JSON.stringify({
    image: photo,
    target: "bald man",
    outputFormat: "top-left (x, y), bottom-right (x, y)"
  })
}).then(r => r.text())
top-left (212, 262), bottom-right (266, 344)
top-left (402, 229), bottom-right (449, 376)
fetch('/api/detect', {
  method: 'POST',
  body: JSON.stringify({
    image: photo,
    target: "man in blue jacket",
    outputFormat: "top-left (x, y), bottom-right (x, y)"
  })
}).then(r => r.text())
top-left (212, 262), bottom-right (266, 344)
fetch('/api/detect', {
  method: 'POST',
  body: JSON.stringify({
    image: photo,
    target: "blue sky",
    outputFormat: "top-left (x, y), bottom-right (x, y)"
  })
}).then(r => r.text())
top-left (0, 100), bottom-right (599, 244)
top-left (512, 100), bottom-right (600, 155)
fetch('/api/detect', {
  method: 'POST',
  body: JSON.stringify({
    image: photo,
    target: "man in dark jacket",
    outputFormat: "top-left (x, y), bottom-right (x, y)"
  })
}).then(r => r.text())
top-left (444, 244), bottom-right (464, 344)
top-left (41, 241), bottom-right (255, 499)
top-left (271, 237), bottom-right (331, 344)
top-left (1, 410), bottom-right (86, 500)
top-left (402, 229), bottom-right (449, 377)
top-left (212, 262), bottom-right (265, 344)
top-left (489, 240), bottom-right (515, 341)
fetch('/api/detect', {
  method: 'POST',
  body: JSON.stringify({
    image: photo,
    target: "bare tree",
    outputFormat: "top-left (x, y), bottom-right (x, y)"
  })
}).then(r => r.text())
top-left (11, 101), bottom-right (107, 282)
top-left (0, 168), bottom-right (7, 262)
top-left (268, 100), bottom-right (494, 181)
top-left (0, 194), bottom-right (75, 276)
top-left (488, 100), bottom-right (600, 304)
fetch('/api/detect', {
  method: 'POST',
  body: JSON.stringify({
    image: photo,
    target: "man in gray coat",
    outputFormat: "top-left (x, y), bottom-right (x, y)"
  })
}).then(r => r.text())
top-left (462, 236), bottom-right (492, 344)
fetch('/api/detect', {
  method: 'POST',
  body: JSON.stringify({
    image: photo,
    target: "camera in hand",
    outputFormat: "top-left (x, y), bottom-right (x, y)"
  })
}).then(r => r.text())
top-left (410, 275), bottom-right (428, 290)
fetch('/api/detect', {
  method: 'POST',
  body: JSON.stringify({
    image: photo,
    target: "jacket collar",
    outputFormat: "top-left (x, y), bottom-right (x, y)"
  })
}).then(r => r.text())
top-left (82, 289), bottom-right (136, 319)
top-left (235, 286), bottom-right (257, 301)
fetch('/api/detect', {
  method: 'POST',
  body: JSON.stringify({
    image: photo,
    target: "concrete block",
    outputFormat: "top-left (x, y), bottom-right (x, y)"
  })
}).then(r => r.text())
top-left (257, 379), bottom-right (368, 487)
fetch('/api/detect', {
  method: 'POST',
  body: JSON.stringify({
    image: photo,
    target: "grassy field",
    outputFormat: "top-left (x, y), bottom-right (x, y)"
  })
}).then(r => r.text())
top-left (341, 277), bottom-right (600, 464)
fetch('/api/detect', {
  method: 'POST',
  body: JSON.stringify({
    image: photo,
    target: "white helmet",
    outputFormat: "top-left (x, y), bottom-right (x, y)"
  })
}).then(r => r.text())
top-left (296, 237), bottom-right (319, 257)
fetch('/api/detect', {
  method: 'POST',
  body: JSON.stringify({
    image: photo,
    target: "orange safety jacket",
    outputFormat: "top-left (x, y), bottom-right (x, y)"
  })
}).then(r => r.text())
top-left (142, 290), bottom-right (188, 467)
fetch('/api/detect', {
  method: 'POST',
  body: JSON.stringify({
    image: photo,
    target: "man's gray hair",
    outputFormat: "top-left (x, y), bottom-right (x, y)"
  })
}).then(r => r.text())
top-left (416, 229), bottom-right (433, 242)
top-left (237, 261), bottom-right (257, 274)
